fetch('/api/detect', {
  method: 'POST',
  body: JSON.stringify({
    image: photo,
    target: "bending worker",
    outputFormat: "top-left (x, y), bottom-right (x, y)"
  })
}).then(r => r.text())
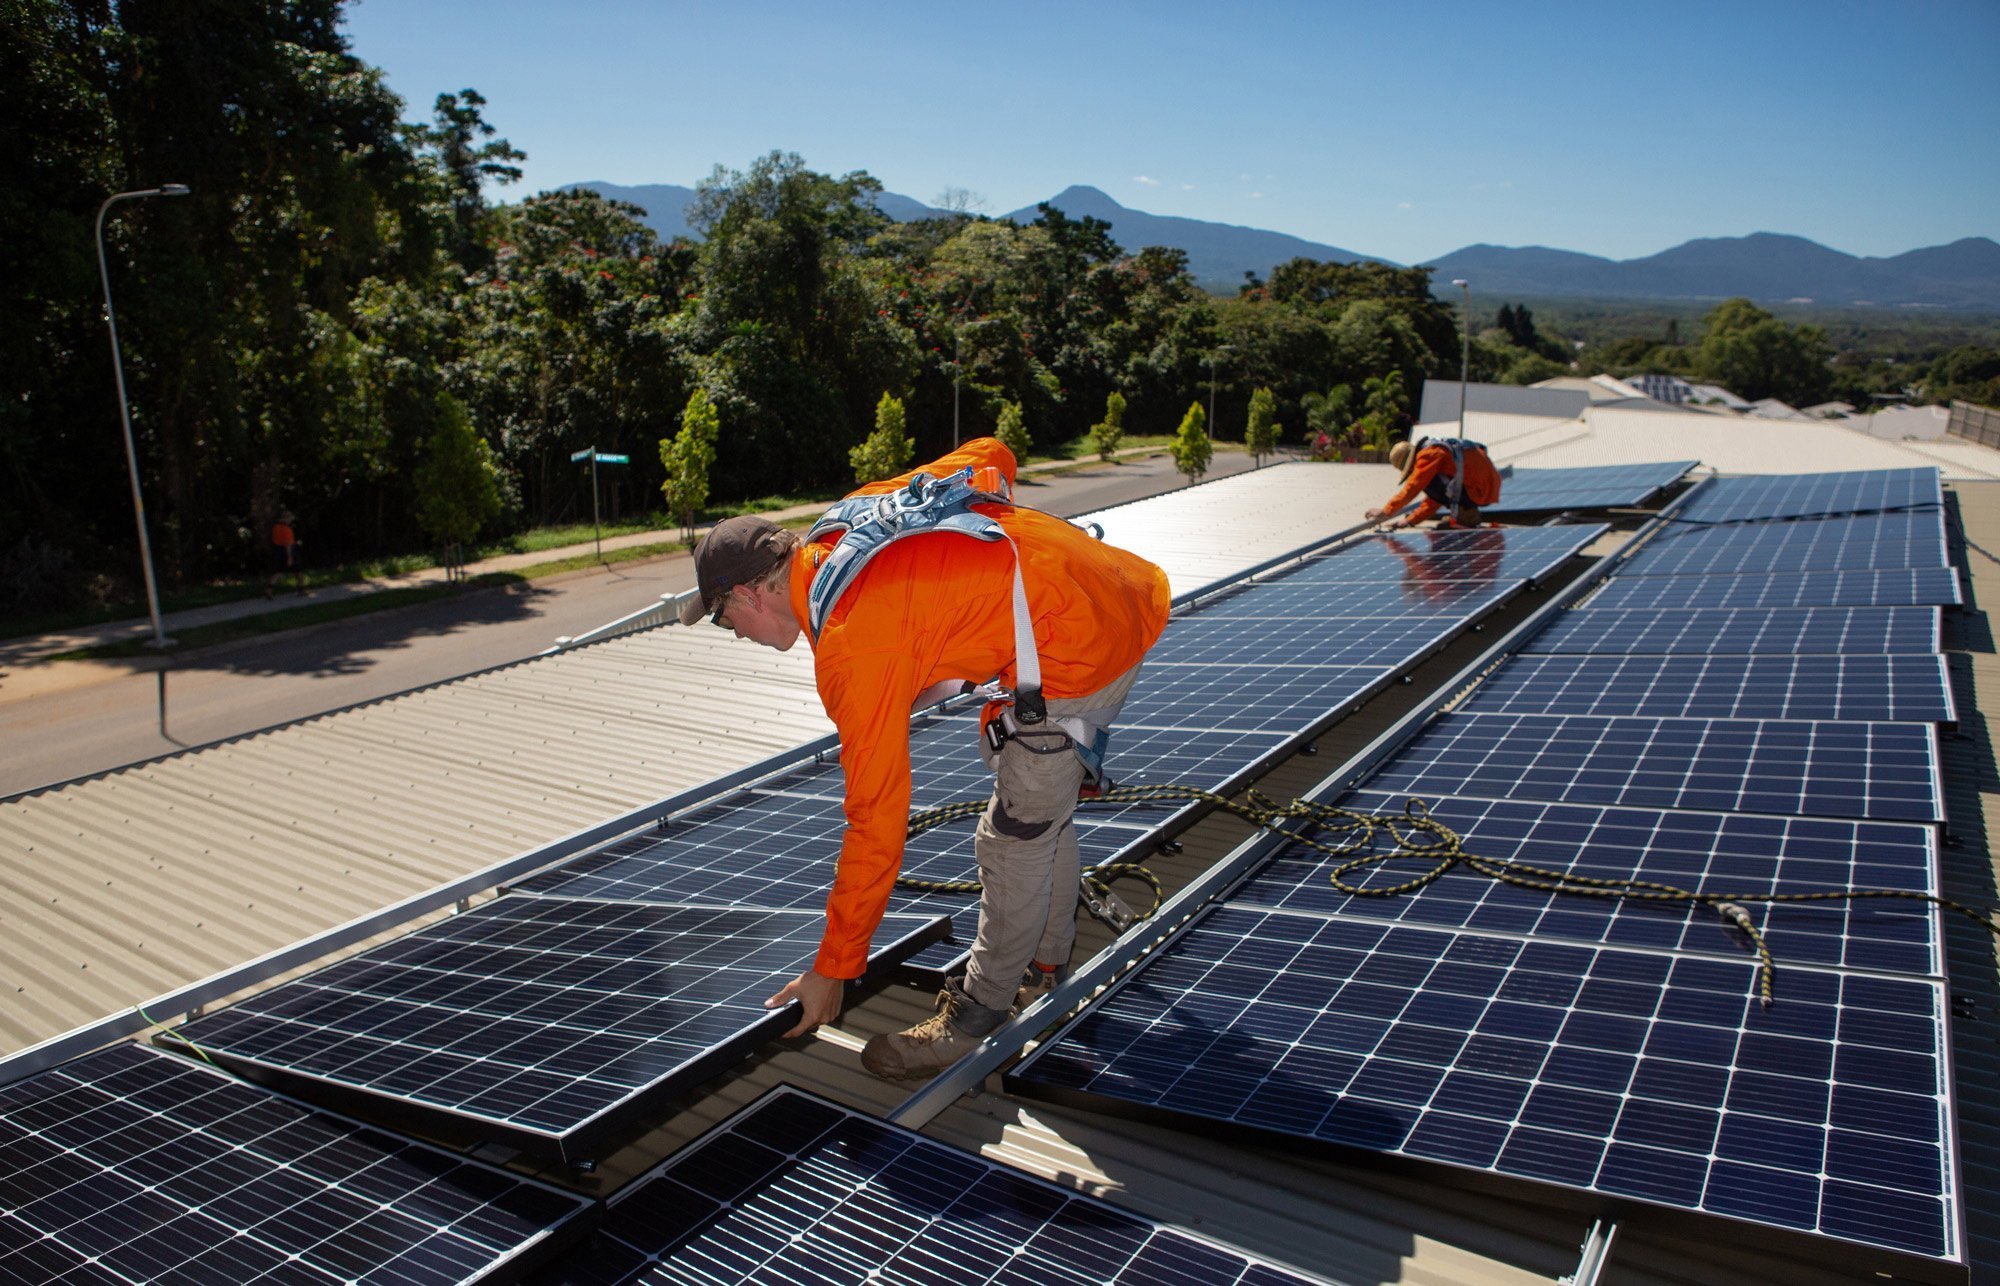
top-left (1365, 435), bottom-right (1501, 527)
top-left (679, 437), bottom-right (1170, 1081)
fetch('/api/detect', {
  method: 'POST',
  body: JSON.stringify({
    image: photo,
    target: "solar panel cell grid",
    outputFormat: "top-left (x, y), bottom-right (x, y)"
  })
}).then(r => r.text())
top-left (1286, 523), bottom-right (1609, 586)
top-left (0, 1043), bottom-right (591, 1284)
top-left (1188, 576), bottom-right (1524, 620)
top-left (1232, 791), bottom-right (1940, 976)
top-left (544, 1085), bottom-right (1328, 1285)
top-left (171, 899), bottom-right (948, 1159)
top-left (1007, 907), bottom-right (1958, 1262)
top-left (1579, 568), bottom-right (1962, 612)
top-left (1149, 613), bottom-right (1465, 668)
top-left (1112, 663), bottom-right (1394, 735)
top-left (1486, 461), bottom-right (1697, 514)
top-left (1620, 514), bottom-right (1947, 577)
top-left (1366, 712), bottom-right (1942, 823)
top-left (1461, 654), bottom-right (1956, 724)
top-left (1522, 607), bottom-right (1941, 656)
top-left (1679, 469), bottom-right (1942, 523)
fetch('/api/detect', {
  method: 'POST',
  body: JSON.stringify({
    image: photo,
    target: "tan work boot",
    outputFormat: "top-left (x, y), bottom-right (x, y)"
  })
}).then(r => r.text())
top-left (1013, 961), bottom-right (1069, 1012)
top-left (861, 977), bottom-right (1010, 1081)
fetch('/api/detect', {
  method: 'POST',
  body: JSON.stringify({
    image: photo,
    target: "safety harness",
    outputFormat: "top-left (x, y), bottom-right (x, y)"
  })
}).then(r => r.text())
top-left (804, 465), bottom-right (1116, 788)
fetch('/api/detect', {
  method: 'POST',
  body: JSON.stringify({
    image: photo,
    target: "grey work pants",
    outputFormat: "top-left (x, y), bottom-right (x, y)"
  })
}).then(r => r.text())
top-left (961, 663), bottom-right (1142, 1011)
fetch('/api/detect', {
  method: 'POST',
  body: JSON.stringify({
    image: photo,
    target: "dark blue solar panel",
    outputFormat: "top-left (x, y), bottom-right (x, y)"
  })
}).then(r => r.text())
top-left (172, 899), bottom-right (949, 1161)
top-left (1679, 469), bottom-right (1942, 523)
top-left (1580, 568), bottom-right (1962, 612)
top-left (1233, 791), bottom-right (1940, 975)
top-left (1286, 523), bottom-right (1609, 586)
top-left (1114, 663), bottom-right (1395, 734)
top-left (1522, 607), bottom-right (1941, 656)
top-left (0, 1043), bottom-right (593, 1283)
top-left (1620, 514), bottom-right (1947, 577)
top-left (1008, 908), bottom-right (1959, 1262)
top-left (1149, 612), bottom-right (1467, 668)
top-left (1461, 654), bottom-right (1956, 724)
top-left (543, 1085), bottom-right (1324, 1285)
top-left (1365, 712), bottom-right (1942, 823)
top-left (1486, 461), bottom-right (1697, 514)
top-left (1188, 575), bottom-right (1525, 619)
top-left (514, 786), bottom-right (1146, 977)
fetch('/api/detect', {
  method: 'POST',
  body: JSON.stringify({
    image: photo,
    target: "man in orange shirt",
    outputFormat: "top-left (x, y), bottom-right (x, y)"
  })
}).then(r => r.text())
top-left (1366, 436), bottom-right (1501, 527)
top-left (680, 438), bottom-right (1171, 1079)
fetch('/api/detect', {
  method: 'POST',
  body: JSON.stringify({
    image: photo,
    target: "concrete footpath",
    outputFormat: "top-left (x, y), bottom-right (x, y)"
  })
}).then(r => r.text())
top-left (0, 446), bottom-right (1191, 671)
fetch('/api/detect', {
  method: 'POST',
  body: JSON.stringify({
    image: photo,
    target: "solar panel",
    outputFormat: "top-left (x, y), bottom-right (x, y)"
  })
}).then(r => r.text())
top-left (513, 785), bottom-right (1146, 977)
top-left (1114, 663), bottom-right (1395, 734)
top-left (1286, 522), bottom-right (1610, 586)
top-left (1486, 461), bottom-right (1697, 514)
top-left (1149, 612), bottom-right (1469, 668)
top-left (1680, 469), bottom-right (1943, 523)
top-left (546, 1084), bottom-right (1327, 1285)
top-left (1580, 568), bottom-right (1962, 612)
top-left (1521, 607), bottom-right (1941, 656)
top-left (0, 1043), bottom-right (593, 1283)
top-left (1620, 514), bottom-right (1947, 577)
top-left (1232, 791), bottom-right (1941, 976)
top-left (1187, 575), bottom-right (1525, 619)
top-left (1460, 654), bottom-right (1956, 724)
top-left (1008, 907), bottom-right (1960, 1264)
top-left (1365, 712), bottom-right (1942, 823)
top-left (171, 899), bottom-right (949, 1161)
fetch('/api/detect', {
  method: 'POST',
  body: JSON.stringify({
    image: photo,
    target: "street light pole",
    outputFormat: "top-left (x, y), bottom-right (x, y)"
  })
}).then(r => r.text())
top-left (96, 184), bottom-right (190, 650)
top-left (952, 326), bottom-right (961, 449)
top-left (1207, 345), bottom-right (1230, 439)
top-left (1452, 278), bottom-right (1471, 442)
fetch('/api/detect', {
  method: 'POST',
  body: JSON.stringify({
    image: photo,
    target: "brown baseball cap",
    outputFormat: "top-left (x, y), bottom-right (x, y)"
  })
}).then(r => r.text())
top-left (678, 514), bottom-right (794, 625)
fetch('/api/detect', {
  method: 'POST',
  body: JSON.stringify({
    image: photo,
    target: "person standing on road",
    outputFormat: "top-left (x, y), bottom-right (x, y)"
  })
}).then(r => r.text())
top-left (681, 437), bottom-right (1170, 1081)
top-left (266, 511), bottom-right (306, 596)
top-left (1366, 436), bottom-right (1501, 528)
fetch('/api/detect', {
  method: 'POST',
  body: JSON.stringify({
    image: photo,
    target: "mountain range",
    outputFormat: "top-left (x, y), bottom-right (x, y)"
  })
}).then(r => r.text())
top-left (572, 180), bottom-right (2000, 312)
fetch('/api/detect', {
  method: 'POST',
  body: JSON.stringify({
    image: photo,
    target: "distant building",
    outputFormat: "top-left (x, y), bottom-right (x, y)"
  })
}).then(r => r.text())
top-left (1415, 380), bottom-right (1589, 427)
top-left (1748, 398), bottom-right (1813, 421)
top-left (1803, 401), bottom-right (1858, 419)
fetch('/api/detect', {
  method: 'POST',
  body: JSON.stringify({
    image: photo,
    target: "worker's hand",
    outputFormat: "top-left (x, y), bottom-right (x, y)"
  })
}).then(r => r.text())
top-left (767, 968), bottom-right (844, 1037)
top-left (1364, 507), bottom-right (1386, 522)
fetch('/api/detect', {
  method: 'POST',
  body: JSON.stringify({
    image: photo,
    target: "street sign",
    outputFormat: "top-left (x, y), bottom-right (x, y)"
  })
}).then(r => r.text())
top-left (572, 449), bottom-right (631, 558)
top-left (594, 453), bottom-right (629, 464)
top-left (569, 448), bottom-right (594, 462)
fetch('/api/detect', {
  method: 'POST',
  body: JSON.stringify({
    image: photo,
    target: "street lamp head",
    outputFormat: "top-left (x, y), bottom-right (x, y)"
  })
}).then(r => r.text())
top-left (1451, 278), bottom-right (1469, 289)
top-left (158, 184), bottom-right (191, 197)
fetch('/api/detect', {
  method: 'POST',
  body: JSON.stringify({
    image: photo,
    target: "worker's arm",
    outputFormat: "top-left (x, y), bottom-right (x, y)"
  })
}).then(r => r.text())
top-left (1367, 447), bottom-right (1444, 524)
top-left (764, 644), bottom-right (921, 1035)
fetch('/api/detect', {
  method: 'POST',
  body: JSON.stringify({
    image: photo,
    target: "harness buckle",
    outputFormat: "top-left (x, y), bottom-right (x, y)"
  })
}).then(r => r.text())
top-left (1013, 686), bottom-right (1048, 725)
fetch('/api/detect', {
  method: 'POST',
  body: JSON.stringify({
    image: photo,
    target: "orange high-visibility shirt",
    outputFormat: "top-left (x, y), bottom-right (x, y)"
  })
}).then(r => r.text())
top-left (788, 438), bottom-right (1171, 977)
top-left (1381, 441), bottom-right (1501, 523)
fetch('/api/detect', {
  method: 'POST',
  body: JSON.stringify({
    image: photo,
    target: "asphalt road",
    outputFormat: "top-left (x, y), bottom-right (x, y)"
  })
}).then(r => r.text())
top-left (0, 450), bottom-right (1265, 797)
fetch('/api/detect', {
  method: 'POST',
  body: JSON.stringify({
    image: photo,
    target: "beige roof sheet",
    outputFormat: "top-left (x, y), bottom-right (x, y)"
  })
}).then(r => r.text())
top-left (0, 462), bottom-right (1380, 1068)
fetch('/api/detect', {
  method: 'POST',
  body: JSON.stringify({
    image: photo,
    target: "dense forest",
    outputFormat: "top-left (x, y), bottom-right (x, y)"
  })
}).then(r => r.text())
top-left (7, 0), bottom-right (1997, 616)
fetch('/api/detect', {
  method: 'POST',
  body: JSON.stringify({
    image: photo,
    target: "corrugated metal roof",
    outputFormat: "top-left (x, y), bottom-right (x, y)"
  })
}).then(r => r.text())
top-left (0, 461), bottom-right (1385, 1068)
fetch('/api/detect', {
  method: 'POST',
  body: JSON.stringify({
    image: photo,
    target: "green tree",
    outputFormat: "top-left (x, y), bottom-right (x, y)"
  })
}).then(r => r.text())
top-left (413, 392), bottom-right (501, 572)
top-left (994, 400), bottom-right (1032, 460)
top-left (849, 391), bottom-right (913, 484)
top-left (660, 387), bottom-right (721, 543)
top-left (1696, 298), bottom-right (1834, 404)
top-left (1362, 369), bottom-right (1411, 428)
top-left (1171, 402), bottom-right (1211, 483)
top-left (1244, 386), bottom-right (1280, 466)
top-left (1089, 390), bottom-right (1127, 460)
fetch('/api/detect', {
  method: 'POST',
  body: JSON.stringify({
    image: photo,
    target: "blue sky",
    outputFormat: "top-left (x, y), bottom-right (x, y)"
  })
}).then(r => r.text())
top-left (341, 0), bottom-right (1998, 265)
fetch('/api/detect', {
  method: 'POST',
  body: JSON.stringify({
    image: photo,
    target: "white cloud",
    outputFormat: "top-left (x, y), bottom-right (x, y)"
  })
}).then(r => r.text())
top-left (1397, 202), bottom-right (1413, 210)
top-left (1180, 183), bottom-right (1196, 191)
top-left (1249, 191), bottom-right (1264, 199)
top-left (1239, 173), bottom-right (1251, 182)
top-left (1133, 174), bottom-right (1161, 186)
